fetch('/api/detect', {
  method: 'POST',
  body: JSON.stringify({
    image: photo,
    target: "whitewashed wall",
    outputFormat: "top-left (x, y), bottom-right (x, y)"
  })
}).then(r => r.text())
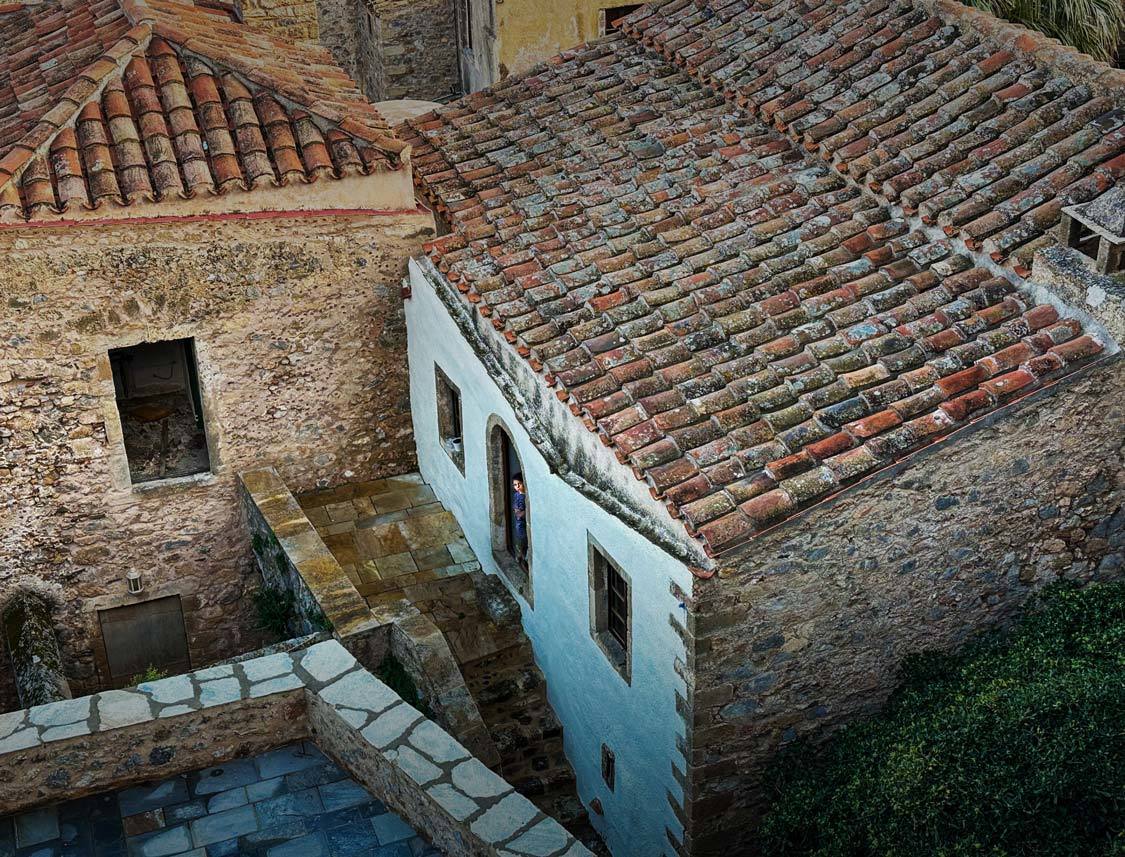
top-left (405, 258), bottom-right (695, 857)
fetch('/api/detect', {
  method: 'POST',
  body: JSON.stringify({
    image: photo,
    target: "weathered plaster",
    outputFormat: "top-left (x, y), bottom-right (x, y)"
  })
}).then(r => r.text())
top-left (407, 257), bottom-right (694, 857)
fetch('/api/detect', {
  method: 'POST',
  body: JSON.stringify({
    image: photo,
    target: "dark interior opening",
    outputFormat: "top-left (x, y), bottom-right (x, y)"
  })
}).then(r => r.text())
top-left (110, 338), bottom-right (210, 484)
top-left (605, 3), bottom-right (642, 30)
top-left (500, 428), bottom-right (528, 570)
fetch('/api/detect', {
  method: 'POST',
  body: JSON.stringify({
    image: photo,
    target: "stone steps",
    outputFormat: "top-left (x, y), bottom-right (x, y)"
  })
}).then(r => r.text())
top-left (298, 479), bottom-right (608, 854)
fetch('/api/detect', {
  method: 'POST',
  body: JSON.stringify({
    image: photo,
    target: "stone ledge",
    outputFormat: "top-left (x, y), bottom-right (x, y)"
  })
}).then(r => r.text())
top-left (242, 466), bottom-right (501, 769)
top-left (0, 640), bottom-right (590, 857)
top-left (241, 467), bottom-right (377, 637)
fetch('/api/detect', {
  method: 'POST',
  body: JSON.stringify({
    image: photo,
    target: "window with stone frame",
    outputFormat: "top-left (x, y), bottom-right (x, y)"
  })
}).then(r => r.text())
top-left (457, 0), bottom-right (473, 50)
top-left (435, 364), bottom-right (465, 472)
top-left (109, 338), bottom-right (211, 485)
top-left (588, 535), bottom-right (631, 682)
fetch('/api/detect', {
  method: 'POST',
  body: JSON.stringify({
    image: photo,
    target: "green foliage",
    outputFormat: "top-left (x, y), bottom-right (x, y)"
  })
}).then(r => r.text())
top-left (309, 607), bottom-right (334, 633)
top-left (253, 587), bottom-right (296, 638)
top-left (131, 665), bottom-right (168, 686)
top-left (760, 582), bottom-right (1125, 857)
top-left (963, 0), bottom-right (1125, 62)
top-left (376, 653), bottom-right (433, 719)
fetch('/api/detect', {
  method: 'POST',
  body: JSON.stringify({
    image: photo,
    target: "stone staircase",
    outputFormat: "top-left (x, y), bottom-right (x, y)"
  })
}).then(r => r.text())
top-left (297, 476), bottom-right (607, 854)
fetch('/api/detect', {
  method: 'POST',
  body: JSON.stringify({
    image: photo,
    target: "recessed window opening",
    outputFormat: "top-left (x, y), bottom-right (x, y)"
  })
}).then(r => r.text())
top-left (110, 338), bottom-right (210, 484)
top-left (457, 0), bottom-right (474, 50)
top-left (601, 744), bottom-right (616, 791)
top-left (588, 535), bottom-right (631, 681)
top-left (486, 417), bottom-right (532, 602)
top-left (435, 364), bottom-right (465, 472)
top-left (601, 3), bottom-right (642, 33)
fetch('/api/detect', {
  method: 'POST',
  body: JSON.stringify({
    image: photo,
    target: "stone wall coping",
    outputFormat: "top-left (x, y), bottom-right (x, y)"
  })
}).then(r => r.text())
top-left (241, 466), bottom-right (377, 637)
top-left (0, 640), bottom-right (590, 857)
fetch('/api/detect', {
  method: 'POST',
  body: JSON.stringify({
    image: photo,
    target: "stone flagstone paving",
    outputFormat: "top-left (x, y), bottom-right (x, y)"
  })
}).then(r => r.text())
top-left (0, 742), bottom-right (444, 857)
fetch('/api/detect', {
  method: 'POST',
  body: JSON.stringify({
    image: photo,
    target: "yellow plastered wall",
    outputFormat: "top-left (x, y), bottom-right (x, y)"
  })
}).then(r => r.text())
top-left (496, 0), bottom-right (629, 77)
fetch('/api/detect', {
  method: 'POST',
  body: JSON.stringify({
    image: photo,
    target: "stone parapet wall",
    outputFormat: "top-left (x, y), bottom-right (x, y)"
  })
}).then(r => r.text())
top-left (240, 467), bottom-right (499, 767)
top-left (0, 640), bottom-right (590, 856)
top-left (0, 214), bottom-right (426, 707)
top-left (681, 359), bottom-right (1125, 855)
top-left (242, 467), bottom-right (377, 639)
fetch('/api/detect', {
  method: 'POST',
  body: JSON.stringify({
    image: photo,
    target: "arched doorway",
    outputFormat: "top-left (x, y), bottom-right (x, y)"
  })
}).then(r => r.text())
top-left (486, 416), bottom-right (533, 604)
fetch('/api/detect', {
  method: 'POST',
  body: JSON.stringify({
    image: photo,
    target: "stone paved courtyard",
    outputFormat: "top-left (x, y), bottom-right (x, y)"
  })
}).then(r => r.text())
top-left (0, 742), bottom-right (443, 857)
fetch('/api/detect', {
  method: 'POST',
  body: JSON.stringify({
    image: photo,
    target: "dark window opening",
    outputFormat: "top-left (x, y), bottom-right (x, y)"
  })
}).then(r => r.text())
top-left (487, 418), bottom-right (532, 602)
top-left (458, 0), bottom-right (474, 50)
top-left (601, 745), bottom-right (616, 791)
top-left (435, 364), bottom-right (465, 472)
top-left (1065, 217), bottom-right (1101, 260)
top-left (110, 338), bottom-right (210, 484)
top-left (99, 595), bottom-right (191, 687)
top-left (588, 536), bottom-right (631, 681)
top-left (607, 561), bottom-right (629, 652)
top-left (603, 3), bottom-right (642, 32)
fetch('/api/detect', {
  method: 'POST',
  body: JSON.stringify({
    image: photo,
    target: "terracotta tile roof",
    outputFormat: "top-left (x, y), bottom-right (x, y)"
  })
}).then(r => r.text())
top-left (402, 0), bottom-right (1121, 556)
top-left (0, 0), bottom-right (409, 221)
top-left (622, 0), bottom-right (1125, 274)
top-left (0, 0), bottom-right (131, 159)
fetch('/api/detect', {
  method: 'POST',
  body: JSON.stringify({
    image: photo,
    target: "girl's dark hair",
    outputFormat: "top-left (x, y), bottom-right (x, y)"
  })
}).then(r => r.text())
top-left (512, 472), bottom-right (523, 482)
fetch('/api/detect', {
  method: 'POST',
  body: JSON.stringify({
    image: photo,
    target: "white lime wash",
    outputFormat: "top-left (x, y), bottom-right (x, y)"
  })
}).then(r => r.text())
top-left (406, 255), bottom-right (704, 857)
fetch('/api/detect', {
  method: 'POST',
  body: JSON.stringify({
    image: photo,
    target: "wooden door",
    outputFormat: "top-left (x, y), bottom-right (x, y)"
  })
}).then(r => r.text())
top-left (99, 595), bottom-right (191, 686)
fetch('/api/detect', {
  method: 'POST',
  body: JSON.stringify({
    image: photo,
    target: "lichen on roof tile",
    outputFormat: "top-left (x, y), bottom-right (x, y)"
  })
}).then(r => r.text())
top-left (404, 0), bottom-right (1120, 556)
top-left (0, 0), bottom-right (409, 221)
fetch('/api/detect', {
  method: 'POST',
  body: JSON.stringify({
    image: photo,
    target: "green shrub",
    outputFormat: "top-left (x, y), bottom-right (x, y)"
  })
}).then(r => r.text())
top-left (760, 581), bottom-right (1125, 857)
top-left (131, 665), bottom-right (168, 686)
top-left (253, 587), bottom-right (296, 638)
top-left (376, 653), bottom-right (433, 719)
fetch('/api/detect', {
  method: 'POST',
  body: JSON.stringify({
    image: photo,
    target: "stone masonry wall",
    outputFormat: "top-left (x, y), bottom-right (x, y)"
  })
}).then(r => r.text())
top-left (0, 213), bottom-right (428, 709)
top-left (237, 0), bottom-right (320, 42)
top-left (0, 639), bottom-right (592, 856)
top-left (373, 0), bottom-right (459, 101)
top-left (314, 0), bottom-right (458, 102)
top-left (682, 359), bottom-right (1125, 856)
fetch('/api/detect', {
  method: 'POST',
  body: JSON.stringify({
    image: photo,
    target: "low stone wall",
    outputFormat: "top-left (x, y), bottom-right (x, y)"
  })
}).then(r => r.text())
top-left (240, 468), bottom-right (499, 767)
top-left (0, 640), bottom-right (591, 857)
top-left (241, 468), bottom-right (377, 639)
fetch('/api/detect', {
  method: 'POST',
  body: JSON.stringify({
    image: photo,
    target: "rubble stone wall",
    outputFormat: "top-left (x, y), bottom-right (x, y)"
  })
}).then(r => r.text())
top-left (237, 0), bottom-right (320, 42)
top-left (0, 213), bottom-right (428, 709)
top-left (683, 359), bottom-right (1125, 856)
top-left (371, 0), bottom-right (459, 101)
top-left (314, 0), bottom-right (457, 102)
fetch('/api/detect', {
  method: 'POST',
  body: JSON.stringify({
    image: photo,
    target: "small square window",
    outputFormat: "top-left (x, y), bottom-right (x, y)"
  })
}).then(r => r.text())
top-left (110, 338), bottom-right (210, 484)
top-left (588, 535), bottom-right (631, 682)
top-left (601, 744), bottom-right (616, 791)
top-left (435, 364), bottom-right (465, 472)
